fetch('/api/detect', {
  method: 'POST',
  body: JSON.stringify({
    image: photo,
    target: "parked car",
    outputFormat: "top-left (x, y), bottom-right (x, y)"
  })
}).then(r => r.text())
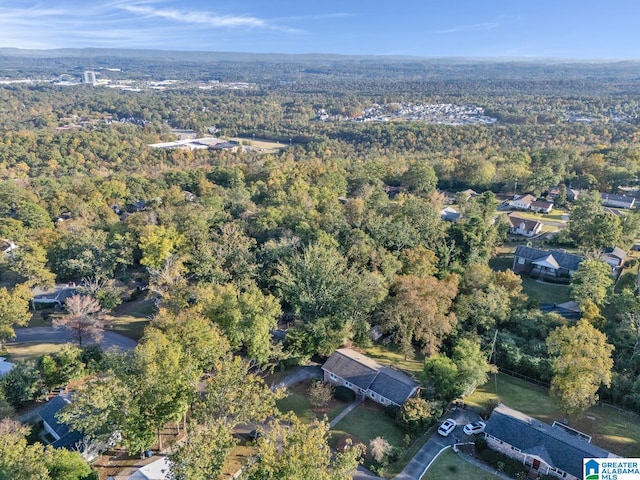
top-left (463, 421), bottom-right (486, 435)
top-left (437, 418), bottom-right (456, 436)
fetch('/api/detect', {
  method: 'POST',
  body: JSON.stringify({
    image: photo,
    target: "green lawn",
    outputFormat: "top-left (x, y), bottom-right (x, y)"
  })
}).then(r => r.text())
top-left (421, 449), bottom-right (502, 480)
top-left (511, 208), bottom-right (569, 223)
top-left (330, 404), bottom-right (405, 450)
top-left (467, 373), bottom-right (640, 457)
top-left (363, 343), bottom-right (424, 375)
top-left (467, 373), bottom-right (557, 420)
top-left (108, 298), bottom-right (156, 341)
top-left (276, 383), bottom-right (347, 423)
top-left (276, 389), bottom-right (317, 423)
top-left (520, 276), bottom-right (571, 304)
top-left (488, 255), bottom-right (513, 272)
top-left (4, 342), bottom-right (67, 363)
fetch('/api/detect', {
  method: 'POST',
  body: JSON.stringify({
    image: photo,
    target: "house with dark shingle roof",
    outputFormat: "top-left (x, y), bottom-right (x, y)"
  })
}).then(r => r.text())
top-left (601, 192), bottom-right (635, 209)
top-left (507, 213), bottom-right (542, 237)
top-left (601, 246), bottom-right (627, 268)
top-left (322, 348), bottom-right (420, 407)
top-left (39, 393), bottom-right (83, 449)
top-left (484, 404), bottom-right (616, 480)
top-left (512, 245), bottom-right (583, 278)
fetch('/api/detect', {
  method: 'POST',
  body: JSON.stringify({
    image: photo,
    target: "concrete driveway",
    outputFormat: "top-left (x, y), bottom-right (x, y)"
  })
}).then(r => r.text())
top-left (12, 326), bottom-right (138, 350)
top-left (394, 406), bottom-right (483, 480)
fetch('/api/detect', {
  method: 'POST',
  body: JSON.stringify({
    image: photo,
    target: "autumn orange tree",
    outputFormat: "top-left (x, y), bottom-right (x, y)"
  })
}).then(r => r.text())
top-left (380, 274), bottom-right (459, 359)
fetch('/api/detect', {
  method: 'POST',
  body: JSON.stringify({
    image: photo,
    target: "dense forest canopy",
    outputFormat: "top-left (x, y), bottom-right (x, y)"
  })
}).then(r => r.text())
top-left (1, 51), bottom-right (640, 476)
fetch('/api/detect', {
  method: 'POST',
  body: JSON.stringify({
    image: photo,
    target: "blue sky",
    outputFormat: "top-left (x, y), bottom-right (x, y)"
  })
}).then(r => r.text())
top-left (1, 1), bottom-right (640, 58)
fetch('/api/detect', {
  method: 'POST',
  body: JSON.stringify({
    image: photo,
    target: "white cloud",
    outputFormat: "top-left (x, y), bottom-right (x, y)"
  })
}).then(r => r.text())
top-left (117, 3), bottom-right (297, 32)
top-left (0, 1), bottom-right (298, 49)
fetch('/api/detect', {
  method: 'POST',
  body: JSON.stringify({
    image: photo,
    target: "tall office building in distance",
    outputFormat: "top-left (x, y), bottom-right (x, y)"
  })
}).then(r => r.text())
top-left (82, 71), bottom-right (97, 85)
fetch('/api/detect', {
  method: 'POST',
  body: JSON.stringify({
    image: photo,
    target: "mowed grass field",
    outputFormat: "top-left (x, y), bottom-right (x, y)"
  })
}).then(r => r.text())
top-left (467, 373), bottom-right (640, 457)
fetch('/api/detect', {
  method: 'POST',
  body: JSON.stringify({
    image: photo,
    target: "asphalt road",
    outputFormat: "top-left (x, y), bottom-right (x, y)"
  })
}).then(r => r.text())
top-left (12, 326), bottom-right (138, 350)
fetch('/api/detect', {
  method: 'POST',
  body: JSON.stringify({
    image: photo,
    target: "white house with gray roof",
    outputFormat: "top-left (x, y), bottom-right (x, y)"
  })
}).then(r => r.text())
top-left (322, 348), bottom-right (420, 407)
top-left (601, 192), bottom-right (635, 209)
top-left (484, 404), bottom-right (616, 480)
top-left (512, 245), bottom-right (583, 278)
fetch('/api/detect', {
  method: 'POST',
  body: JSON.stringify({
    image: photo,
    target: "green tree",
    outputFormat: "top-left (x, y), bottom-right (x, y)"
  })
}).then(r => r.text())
top-left (45, 448), bottom-right (95, 480)
top-left (0, 284), bottom-right (32, 344)
top-left (199, 282), bottom-right (281, 366)
top-left (0, 419), bottom-right (51, 480)
top-left (139, 225), bottom-right (185, 270)
top-left (276, 241), bottom-right (357, 323)
top-left (169, 420), bottom-right (236, 480)
top-left (546, 319), bottom-right (614, 418)
top-left (1, 362), bottom-right (42, 408)
top-left (569, 192), bottom-right (622, 250)
top-left (135, 328), bottom-right (197, 449)
top-left (421, 355), bottom-right (461, 401)
top-left (244, 418), bottom-right (364, 480)
top-left (398, 397), bottom-right (434, 435)
top-left (402, 161), bottom-right (437, 194)
top-left (570, 259), bottom-right (614, 307)
top-left (198, 355), bottom-right (281, 425)
top-left (452, 337), bottom-right (496, 395)
top-left (151, 309), bottom-right (230, 373)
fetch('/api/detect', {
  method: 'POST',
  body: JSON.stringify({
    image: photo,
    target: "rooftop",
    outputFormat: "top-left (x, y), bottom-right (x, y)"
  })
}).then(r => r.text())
top-left (485, 404), bottom-right (616, 478)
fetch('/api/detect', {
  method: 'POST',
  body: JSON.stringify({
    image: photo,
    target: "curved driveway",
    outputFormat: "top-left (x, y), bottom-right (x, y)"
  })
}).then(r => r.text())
top-left (12, 327), bottom-right (138, 350)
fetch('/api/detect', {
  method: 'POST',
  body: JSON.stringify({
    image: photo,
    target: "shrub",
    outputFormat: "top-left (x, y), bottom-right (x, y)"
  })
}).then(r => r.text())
top-left (479, 448), bottom-right (526, 477)
top-left (399, 397), bottom-right (433, 435)
top-left (385, 404), bottom-right (400, 420)
top-left (307, 380), bottom-right (334, 408)
top-left (474, 436), bottom-right (488, 452)
top-left (369, 436), bottom-right (392, 463)
top-left (334, 385), bottom-right (355, 402)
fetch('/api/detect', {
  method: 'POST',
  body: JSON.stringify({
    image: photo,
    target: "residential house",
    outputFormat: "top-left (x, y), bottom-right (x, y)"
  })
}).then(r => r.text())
top-left (511, 194), bottom-right (536, 210)
top-left (39, 393), bottom-right (83, 449)
top-left (601, 246), bottom-right (627, 269)
top-left (460, 189), bottom-right (479, 200)
top-left (322, 348), bottom-right (420, 407)
top-left (0, 357), bottom-right (15, 377)
top-left (0, 239), bottom-right (17, 255)
top-left (129, 457), bottom-right (172, 480)
top-left (507, 213), bottom-right (542, 237)
top-left (484, 404), bottom-right (616, 480)
top-left (601, 193), bottom-right (636, 209)
top-left (440, 206), bottom-right (461, 222)
top-left (126, 200), bottom-right (147, 213)
top-left (529, 200), bottom-right (554, 213)
top-left (512, 245), bottom-right (583, 278)
top-left (539, 301), bottom-right (582, 320)
top-left (548, 186), bottom-right (580, 202)
top-left (33, 283), bottom-right (78, 308)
